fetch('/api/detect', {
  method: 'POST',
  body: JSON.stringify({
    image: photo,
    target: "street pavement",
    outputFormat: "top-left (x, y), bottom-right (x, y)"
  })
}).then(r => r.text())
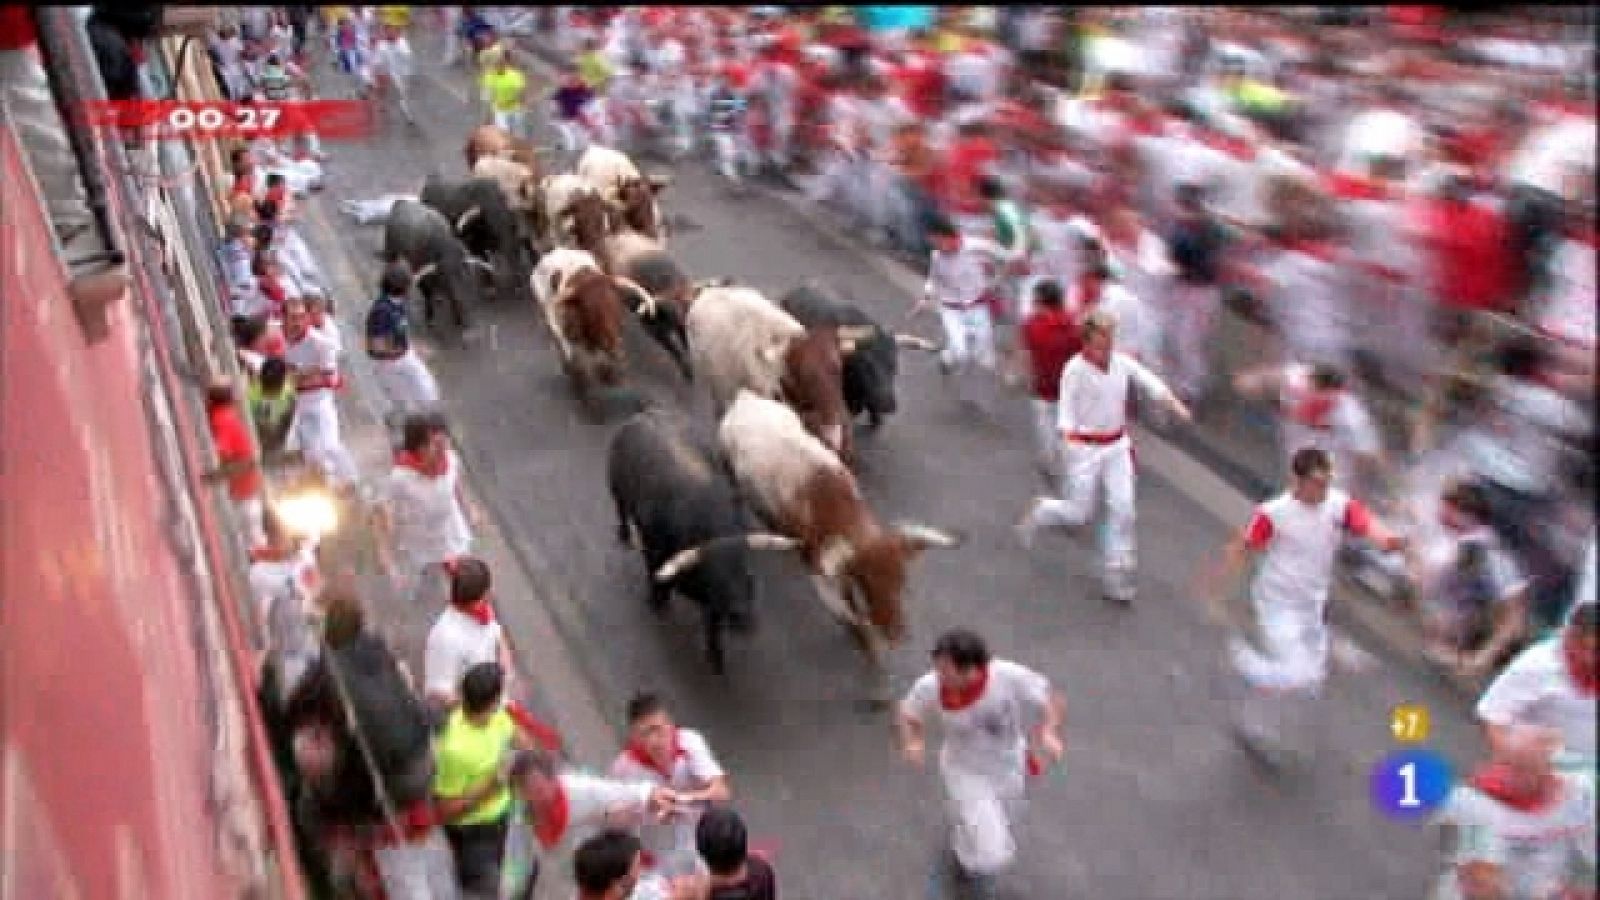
top-left (297, 28), bottom-right (1486, 900)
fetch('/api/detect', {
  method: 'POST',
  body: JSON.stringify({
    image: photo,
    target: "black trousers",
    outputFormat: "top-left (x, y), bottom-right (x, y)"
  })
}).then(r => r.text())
top-left (445, 814), bottom-right (511, 899)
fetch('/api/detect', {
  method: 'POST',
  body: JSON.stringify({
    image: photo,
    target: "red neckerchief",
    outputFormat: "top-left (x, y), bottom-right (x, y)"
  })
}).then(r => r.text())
top-left (457, 599), bottom-right (495, 626)
top-left (533, 780), bottom-right (571, 850)
top-left (1280, 237), bottom-right (1340, 263)
top-left (394, 449), bottom-right (449, 480)
top-left (250, 544), bottom-right (291, 564)
top-left (939, 666), bottom-right (990, 711)
top-left (1289, 388), bottom-right (1338, 430)
top-left (1469, 762), bottom-right (1561, 814)
top-left (1564, 632), bottom-right (1597, 696)
top-left (624, 729), bottom-right (687, 780)
top-left (1197, 130), bottom-right (1256, 162)
top-left (1325, 170), bottom-right (1392, 202)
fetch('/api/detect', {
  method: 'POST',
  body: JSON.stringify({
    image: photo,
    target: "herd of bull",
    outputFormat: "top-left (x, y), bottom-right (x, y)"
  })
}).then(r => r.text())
top-left (380, 124), bottom-right (962, 701)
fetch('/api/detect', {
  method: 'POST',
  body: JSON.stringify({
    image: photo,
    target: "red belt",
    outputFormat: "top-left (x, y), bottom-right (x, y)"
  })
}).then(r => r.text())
top-left (1066, 429), bottom-right (1125, 445)
top-left (296, 372), bottom-right (346, 393)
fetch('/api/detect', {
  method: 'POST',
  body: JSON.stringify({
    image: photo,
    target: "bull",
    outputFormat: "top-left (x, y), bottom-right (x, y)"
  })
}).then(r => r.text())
top-left (778, 281), bottom-right (940, 430)
top-left (382, 199), bottom-right (490, 331)
top-left (539, 172), bottom-right (608, 253)
top-left (707, 390), bottom-right (962, 703)
top-left (687, 284), bottom-right (871, 462)
top-left (419, 175), bottom-right (532, 304)
top-left (531, 246), bottom-right (657, 390)
top-left (591, 229), bottom-right (695, 381)
top-left (463, 123), bottom-right (540, 171)
top-left (574, 143), bottom-right (670, 243)
top-left (607, 407), bottom-right (798, 673)
top-left (471, 155), bottom-right (543, 252)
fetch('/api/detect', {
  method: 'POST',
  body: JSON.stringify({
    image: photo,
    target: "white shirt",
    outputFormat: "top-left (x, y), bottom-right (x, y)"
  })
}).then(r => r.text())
top-left (283, 327), bottom-right (340, 389)
top-left (902, 659), bottom-right (1051, 779)
top-left (926, 237), bottom-right (1007, 309)
top-left (423, 605), bottom-right (505, 701)
top-left (609, 728), bottom-right (725, 876)
top-left (1508, 114), bottom-right (1594, 196)
top-left (1477, 638), bottom-right (1597, 765)
top-left (550, 770), bottom-right (658, 850)
top-left (1438, 773), bottom-right (1595, 900)
top-left (382, 451), bottom-right (473, 571)
top-left (1055, 350), bottom-right (1172, 437)
top-left (1538, 236), bottom-right (1596, 349)
top-left (1245, 489), bottom-right (1366, 618)
top-left (370, 35), bottom-right (413, 84)
top-left (1276, 364), bottom-right (1382, 468)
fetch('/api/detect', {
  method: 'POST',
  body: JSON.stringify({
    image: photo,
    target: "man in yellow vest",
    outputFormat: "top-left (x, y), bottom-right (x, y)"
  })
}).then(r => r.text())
top-left (432, 661), bottom-right (530, 898)
top-left (478, 46), bottom-right (528, 136)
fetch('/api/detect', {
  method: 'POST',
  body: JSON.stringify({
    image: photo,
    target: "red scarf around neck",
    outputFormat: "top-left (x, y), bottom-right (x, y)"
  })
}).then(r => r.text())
top-left (1469, 763), bottom-right (1561, 813)
top-left (1564, 634), bottom-right (1597, 696)
top-left (624, 729), bottom-right (686, 781)
top-left (455, 598), bottom-right (495, 626)
top-left (533, 780), bottom-right (571, 850)
top-left (394, 449), bottom-right (449, 479)
top-left (939, 666), bottom-right (990, 711)
top-left (1289, 388), bottom-right (1338, 430)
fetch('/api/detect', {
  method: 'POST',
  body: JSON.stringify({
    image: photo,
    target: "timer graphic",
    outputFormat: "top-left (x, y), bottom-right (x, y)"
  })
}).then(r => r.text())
top-left (1370, 703), bottom-right (1453, 821)
top-left (80, 100), bottom-right (371, 141)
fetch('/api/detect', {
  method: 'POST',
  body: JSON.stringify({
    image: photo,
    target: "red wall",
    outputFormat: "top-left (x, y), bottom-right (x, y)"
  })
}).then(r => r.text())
top-left (0, 124), bottom-right (245, 898)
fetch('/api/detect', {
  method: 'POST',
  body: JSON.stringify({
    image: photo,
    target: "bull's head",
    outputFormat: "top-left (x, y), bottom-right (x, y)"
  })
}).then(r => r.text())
top-left (617, 177), bottom-right (665, 239)
top-left (833, 522), bottom-right (964, 644)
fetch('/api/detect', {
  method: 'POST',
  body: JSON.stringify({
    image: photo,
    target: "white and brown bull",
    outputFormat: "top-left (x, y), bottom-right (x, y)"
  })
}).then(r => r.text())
top-left (538, 172), bottom-right (609, 253)
top-left (472, 155), bottom-right (542, 241)
top-left (530, 246), bottom-right (657, 390)
top-left (574, 143), bottom-right (670, 243)
top-left (667, 390), bottom-right (961, 703)
top-left (686, 284), bottom-right (876, 463)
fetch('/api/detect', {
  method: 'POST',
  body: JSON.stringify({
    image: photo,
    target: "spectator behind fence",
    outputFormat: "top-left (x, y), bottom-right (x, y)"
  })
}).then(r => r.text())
top-left (85, 3), bottom-right (163, 102)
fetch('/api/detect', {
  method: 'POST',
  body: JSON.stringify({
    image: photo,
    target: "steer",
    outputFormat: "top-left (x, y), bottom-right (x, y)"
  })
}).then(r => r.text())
top-left (607, 407), bottom-right (798, 673)
top-left (779, 281), bottom-right (941, 430)
top-left (540, 171), bottom-right (604, 251)
top-left (574, 143), bottom-right (670, 243)
top-left (687, 285), bottom-right (873, 462)
top-left (531, 246), bottom-right (656, 390)
top-left (705, 390), bottom-right (962, 702)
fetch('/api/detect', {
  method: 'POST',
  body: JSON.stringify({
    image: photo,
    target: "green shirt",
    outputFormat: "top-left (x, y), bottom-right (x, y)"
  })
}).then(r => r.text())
top-left (433, 708), bottom-right (516, 826)
top-left (993, 199), bottom-right (1032, 255)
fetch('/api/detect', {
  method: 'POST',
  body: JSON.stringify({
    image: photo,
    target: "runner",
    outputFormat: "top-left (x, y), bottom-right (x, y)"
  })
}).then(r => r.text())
top-left (609, 692), bottom-right (731, 878)
top-left (365, 261), bottom-right (442, 427)
top-left (373, 413), bottom-right (479, 609)
top-left (368, 21), bottom-right (415, 123)
top-left (281, 296), bottom-right (359, 487)
top-left (696, 807), bottom-right (779, 900)
top-left (1018, 279), bottom-right (1078, 483)
top-left (912, 216), bottom-right (1012, 383)
top-left (479, 47), bottom-right (528, 136)
top-left (431, 662), bottom-right (528, 899)
top-left (896, 629), bottom-right (1065, 898)
top-left (1016, 310), bottom-right (1192, 604)
top-left (1204, 444), bottom-right (1407, 769)
top-left (1476, 603), bottom-right (1597, 777)
top-left (422, 556), bottom-right (517, 713)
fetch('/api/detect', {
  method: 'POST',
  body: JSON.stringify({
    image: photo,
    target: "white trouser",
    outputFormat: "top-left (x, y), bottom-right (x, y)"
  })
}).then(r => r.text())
top-left (491, 108), bottom-right (525, 139)
top-left (439, 7), bottom-right (463, 64)
top-left (286, 391), bottom-right (359, 486)
top-left (941, 759), bottom-right (1026, 875)
top-left (711, 131), bottom-right (752, 181)
top-left (938, 305), bottom-right (996, 369)
top-left (377, 67), bottom-right (414, 120)
top-left (373, 352), bottom-right (441, 418)
top-left (1030, 399), bottom-right (1060, 474)
top-left (1232, 602), bottom-right (1330, 693)
top-left (371, 831), bottom-right (460, 900)
top-left (1027, 437), bottom-right (1137, 596)
top-left (236, 493), bottom-right (268, 548)
top-left (1163, 282), bottom-right (1218, 400)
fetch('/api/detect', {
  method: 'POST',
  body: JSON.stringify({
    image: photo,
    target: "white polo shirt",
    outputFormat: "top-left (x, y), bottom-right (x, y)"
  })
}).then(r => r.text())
top-left (1477, 637), bottom-right (1596, 766)
top-left (1055, 350), bottom-right (1172, 438)
top-left (609, 728), bottom-right (726, 875)
top-left (423, 604), bottom-right (504, 701)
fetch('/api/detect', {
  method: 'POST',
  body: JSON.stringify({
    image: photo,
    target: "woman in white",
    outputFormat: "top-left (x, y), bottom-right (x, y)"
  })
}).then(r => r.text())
top-left (374, 413), bottom-right (476, 609)
top-left (609, 693), bottom-right (729, 879)
top-left (1205, 444), bottom-right (1406, 767)
top-left (897, 630), bottom-right (1065, 892)
top-left (1017, 311), bottom-right (1192, 603)
top-left (281, 297), bottom-right (359, 487)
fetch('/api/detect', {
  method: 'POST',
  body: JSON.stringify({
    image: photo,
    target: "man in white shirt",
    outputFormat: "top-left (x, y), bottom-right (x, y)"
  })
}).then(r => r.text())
top-left (375, 413), bottom-right (476, 608)
top-left (1017, 311), bottom-right (1192, 603)
top-left (1477, 603), bottom-right (1597, 777)
top-left (609, 693), bottom-right (729, 878)
top-left (897, 630), bottom-right (1065, 896)
top-left (423, 556), bottom-right (517, 712)
top-left (912, 217), bottom-right (1012, 378)
top-left (1232, 361), bottom-right (1385, 493)
top-left (369, 22), bottom-right (415, 123)
top-left (1206, 444), bottom-right (1406, 769)
top-left (281, 296), bottom-right (359, 487)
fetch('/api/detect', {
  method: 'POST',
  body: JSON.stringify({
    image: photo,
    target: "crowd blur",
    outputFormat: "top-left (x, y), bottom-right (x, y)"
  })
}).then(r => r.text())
top-left (537, 4), bottom-right (1595, 683)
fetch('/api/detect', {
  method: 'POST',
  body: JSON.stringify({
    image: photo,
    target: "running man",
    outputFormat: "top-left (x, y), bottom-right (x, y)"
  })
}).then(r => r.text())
top-left (897, 630), bottom-right (1065, 898)
top-left (1204, 444), bottom-right (1407, 769)
top-left (365, 261), bottom-right (442, 427)
top-left (912, 216), bottom-right (1012, 382)
top-left (281, 296), bottom-right (359, 488)
top-left (479, 46), bottom-right (528, 136)
top-left (1476, 603), bottom-right (1597, 778)
top-left (1016, 310), bottom-right (1192, 604)
top-left (609, 692), bottom-right (731, 878)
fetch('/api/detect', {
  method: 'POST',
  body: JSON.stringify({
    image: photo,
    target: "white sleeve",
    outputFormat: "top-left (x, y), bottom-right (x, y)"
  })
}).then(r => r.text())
top-left (1122, 353), bottom-right (1175, 404)
top-left (679, 730), bottom-right (726, 784)
top-left (1337, 401), bottom-right (1383, 458)
top-left (1475, 649), bottom-right (1544, 728)
top-left (1055, 363), bottom-right (1080, 433)
top-left (423, 624), bottom-right (462, 699)
top-left (995, 659), bottom-right (1051, 720)
top-left (901, 671), bottom-right (940, 723)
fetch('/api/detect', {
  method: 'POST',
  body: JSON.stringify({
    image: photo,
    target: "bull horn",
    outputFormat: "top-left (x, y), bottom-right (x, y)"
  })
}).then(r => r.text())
top-left (891, 521), bottom-right (965, 548)
top-left (466, 257), bottom-right (495, 273)
top-left (612, 275), bottom-right (658, 317)
top-left (455, 206), bottom-right (482, 232)
top-left (837, 325), bottom-right (878, 344)
top-left (693, 277), bottom-right (734, 294)
top-left (413, 262), bottom-right (439, 282)
top-left (894, 333), bottom-right (942, 352)
top-left (654, 532), bottom-right (800, 583)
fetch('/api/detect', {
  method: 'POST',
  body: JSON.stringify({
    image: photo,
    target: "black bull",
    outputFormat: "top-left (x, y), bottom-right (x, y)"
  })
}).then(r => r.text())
top-left (778, 282), bottom-right (939, 429)
top-left (606, 407), bottom-right (797, 673)
top-left (420, 175), bottom-right (533, 304)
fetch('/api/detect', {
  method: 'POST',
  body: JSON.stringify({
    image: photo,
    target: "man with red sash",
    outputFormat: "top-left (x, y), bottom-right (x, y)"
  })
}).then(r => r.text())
top-left (282, 295), bottom-right (359, 487)
top-left (609, 693), bottom-right (730, 879)
top-left (1016, 310), bottom-right (1192, 604)
top-left (896, 630), bottom-right (1065, 897)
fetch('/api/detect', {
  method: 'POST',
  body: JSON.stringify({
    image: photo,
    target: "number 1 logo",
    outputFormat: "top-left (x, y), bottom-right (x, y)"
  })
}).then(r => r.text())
top-left (1371, 750), bottom-right (1452, 821)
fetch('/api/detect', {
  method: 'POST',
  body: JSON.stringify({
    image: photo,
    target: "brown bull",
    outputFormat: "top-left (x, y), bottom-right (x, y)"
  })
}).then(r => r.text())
top-left (780, 326), bottom-right (859, 465)
top-left (463, 124), bottom-right (539, 171)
